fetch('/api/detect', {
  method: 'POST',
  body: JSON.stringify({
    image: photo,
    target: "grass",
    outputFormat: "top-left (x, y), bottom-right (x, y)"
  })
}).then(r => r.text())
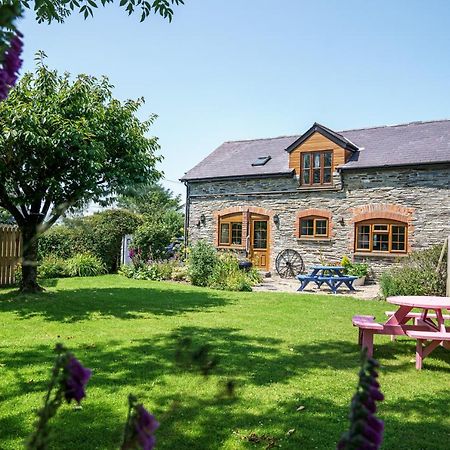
top-left (0, 275), bottom-right (449, 449)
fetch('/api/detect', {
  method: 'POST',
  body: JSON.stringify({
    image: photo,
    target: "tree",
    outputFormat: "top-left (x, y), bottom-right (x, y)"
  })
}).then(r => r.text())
top-left (118, 182), bottom-right (182, 216)
top-left (0, 55), bottom-right (161, 292)
top-left (7, 0), bottom-right (184, 24)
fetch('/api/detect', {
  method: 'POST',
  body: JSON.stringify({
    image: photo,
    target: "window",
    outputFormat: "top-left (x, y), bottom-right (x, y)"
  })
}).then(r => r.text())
top-left (355, 220), bottom-right (407, 254)
top-left (252, 156), bottom-right (271, 166)
top-left (299, 216), bottom-right (329, 238)
top-left (218, 214), bottom-right (243, 246)
top-left (301, 151), bottom-right (333, 186)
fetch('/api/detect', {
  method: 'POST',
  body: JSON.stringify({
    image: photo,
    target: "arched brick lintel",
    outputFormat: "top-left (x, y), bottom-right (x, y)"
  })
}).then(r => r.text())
top-left (213, 206), bottom-right (274, 220)
top-left (350, 203), bottom-right (414, 225)
top-left (294, 209), bottom-right (334, 238)
top-left (349, 203), bottom-right (415, 253)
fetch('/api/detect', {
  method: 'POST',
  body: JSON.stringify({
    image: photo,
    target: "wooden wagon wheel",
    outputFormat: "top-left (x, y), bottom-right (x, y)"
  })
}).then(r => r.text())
top-left (275, 249), bottom-right (305, 278)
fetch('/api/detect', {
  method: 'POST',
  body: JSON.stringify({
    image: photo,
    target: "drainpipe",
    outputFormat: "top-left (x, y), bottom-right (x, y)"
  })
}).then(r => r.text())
top-left (184, 181), bottom-right (190, 259)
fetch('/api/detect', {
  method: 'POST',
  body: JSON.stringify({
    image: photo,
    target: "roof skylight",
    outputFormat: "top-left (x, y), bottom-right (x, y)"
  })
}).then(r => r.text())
top-left (252, 156), bottom-right (271, 166)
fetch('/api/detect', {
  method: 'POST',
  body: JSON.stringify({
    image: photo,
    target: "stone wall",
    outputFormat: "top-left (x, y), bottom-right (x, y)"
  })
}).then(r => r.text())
top-left (186, 165), bottom-right (450, 277)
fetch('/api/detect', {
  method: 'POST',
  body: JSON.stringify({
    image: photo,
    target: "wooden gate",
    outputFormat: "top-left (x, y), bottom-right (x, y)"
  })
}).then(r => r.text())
top-left (0, 225), bottom-right (22, 286)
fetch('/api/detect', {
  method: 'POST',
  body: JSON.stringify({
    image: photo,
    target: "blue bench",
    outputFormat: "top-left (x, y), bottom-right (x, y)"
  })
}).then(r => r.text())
top-left (297, 274), bottom-right (358, 294)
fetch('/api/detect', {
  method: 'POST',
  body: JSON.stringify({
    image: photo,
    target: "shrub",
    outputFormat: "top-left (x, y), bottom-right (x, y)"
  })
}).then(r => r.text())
top-left (208, 253), bottom-right (260, 292)
top-left (38, 209), bottom-right (142, 273)
top-left (341, 256), bottom-right (369, 278)
top-left (118, 264), bottom-right (135, 278)
top-left (38, 255), bottom-right (67, 279)
top-left (171, 265), bottom-right (189, 282)
top-left (14, 263), bottom-right (22, 286)
top-left (380, 245), bottom-right (447, 298)
top-left (118, 261), bottom-right (178, 281)
top-left (188, 241), bottom-right (219, 287)
top-left (66, 253), bottom-right (107, 277)
top-left (132, 210), bottom-right (184, 262)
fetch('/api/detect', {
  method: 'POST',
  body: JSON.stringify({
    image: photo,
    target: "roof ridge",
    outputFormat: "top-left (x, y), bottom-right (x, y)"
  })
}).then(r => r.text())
top-left (338, 118), bottom-right (450, 133)
top-left (224, 134), bottom-right (299, 144)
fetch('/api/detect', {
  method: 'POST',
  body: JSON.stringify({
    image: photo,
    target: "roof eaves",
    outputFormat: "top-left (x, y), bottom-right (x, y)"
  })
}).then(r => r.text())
top-left (180, 170), bottom-right (295, 183)
top-left (340, 160), bottom-right (450, 171)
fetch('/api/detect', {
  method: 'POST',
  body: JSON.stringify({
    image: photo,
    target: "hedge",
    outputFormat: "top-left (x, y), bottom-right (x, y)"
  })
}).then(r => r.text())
top-left (38, 209), bottom-right (142, 272)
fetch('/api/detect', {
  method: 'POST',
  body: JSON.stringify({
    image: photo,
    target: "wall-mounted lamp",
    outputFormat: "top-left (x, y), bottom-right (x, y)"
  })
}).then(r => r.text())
top-left (273, 214), bottom-right (280, 227)
top-left (339, 217), bottom-right (345, 226)
top-left (200, 214), bottom-right (206, 225)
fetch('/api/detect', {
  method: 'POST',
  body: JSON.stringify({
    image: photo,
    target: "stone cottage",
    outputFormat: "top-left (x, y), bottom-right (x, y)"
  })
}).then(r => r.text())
top-left (181, 120), bottom-right (450, 275)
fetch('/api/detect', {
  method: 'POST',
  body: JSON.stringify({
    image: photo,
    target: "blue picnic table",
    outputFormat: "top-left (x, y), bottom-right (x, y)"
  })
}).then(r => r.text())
top-left (296, 265), bottom-right (358, 294)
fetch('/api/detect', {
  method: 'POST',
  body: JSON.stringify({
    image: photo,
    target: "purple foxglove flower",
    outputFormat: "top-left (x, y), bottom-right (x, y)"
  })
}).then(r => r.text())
top-left (363, 423), bottom-right (383, 447)
top-left (0, 32), bottom-right (23, 100)
top-left (135, 405), bottom-right (159, 450)
top-left (338, 353), bottom-right (384, 449)
top-left (369, 386), bottom-right (384, 401)
top-left (367, 415), bottom-right (384, 433)
top-left (63, 356), bottom-right (92, 403)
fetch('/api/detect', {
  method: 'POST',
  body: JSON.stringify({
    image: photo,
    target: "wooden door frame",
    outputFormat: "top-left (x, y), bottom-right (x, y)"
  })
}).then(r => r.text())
top-left (249, 214), bottom-right (270, 270)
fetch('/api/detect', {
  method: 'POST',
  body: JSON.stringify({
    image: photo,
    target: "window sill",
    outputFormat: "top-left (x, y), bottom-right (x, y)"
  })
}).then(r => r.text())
top-left (216, 245), bottom-right (245, 250)
top-left (297, 185), bottom-right (340, 192)
top-left (353, 252), bottom-right (409, 258)
top-left (297, 237), bottom-right (332, 242)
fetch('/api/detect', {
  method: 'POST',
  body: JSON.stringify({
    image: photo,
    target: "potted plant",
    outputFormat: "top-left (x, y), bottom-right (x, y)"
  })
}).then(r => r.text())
top-left (341, 256), bottom-right (369, 286)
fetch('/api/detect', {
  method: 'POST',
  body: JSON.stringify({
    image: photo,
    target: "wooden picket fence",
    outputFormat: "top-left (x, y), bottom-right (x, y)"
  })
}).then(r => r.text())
top-left (0, 225), bottom-right (22, 286)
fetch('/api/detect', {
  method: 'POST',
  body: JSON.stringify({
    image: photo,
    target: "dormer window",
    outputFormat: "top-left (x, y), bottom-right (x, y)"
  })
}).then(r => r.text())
top-left (301, 151), bottom-right (333, 186)
top-left (252, 156), bottom-right (271, 166)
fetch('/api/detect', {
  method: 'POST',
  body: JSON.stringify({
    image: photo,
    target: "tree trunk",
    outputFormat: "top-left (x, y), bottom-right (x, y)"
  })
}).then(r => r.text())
top-left (20, 224), bottom-right (43, 293)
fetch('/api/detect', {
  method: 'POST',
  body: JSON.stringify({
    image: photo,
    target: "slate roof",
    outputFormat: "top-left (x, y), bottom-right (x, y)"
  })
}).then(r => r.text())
top-left (181, 120), bottom-right (450, 181)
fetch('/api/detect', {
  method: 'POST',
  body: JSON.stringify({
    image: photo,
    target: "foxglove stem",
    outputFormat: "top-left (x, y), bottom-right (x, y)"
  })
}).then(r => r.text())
top-left (27, 344), bottom-right (91, 450)
top-left (27, 345), bottom-right (69, 449)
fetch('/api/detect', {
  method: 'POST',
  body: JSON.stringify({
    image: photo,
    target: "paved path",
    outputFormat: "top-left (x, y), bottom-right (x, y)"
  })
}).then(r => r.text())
top-left (253, 275), bottom-right (380, 300)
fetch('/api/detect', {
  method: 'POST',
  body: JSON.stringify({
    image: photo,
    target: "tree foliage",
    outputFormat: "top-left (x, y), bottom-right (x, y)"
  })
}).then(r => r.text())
top-left (15, 0), bottom-right (184, 23)
top-left (0, 55), bottom-right (161, 291)
top-left (118, 182), bottom-right (182, 216)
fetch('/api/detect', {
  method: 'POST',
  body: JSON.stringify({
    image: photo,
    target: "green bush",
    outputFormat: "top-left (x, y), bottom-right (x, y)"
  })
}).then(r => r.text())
top-left (171, 265), bottom-right (189, 281)
top-left (66, 253), bottom-right (107, 277)
top-left (118, 264), bottom-right (135, 278)
top-left (341, 255), bottom-right (369, 278)
top-left (380, 245), bottom-right (447, 298)
top-left (14, 263), bottom-right (22, 286)
top-left (38, 255), bottom-right (67, 279)
top-left (132, 210), bottom-right (184, 262)
top-left (38, 209), bottom-right (142, 272)
top-left (118, 261), bottom-right (178, 281)
top-left (188, 240), bottom-right (219, 287)
top-left (208, 253), bottom-right (261, 292)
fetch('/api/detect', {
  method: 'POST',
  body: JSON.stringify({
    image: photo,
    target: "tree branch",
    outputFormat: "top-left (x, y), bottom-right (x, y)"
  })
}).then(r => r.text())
top-left (0, 185), bottom-right (25, 226)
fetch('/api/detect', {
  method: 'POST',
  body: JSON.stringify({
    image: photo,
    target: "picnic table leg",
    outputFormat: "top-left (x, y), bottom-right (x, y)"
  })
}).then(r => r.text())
top-left (385, 305), bottom-right (413, 326)
top-left (415, 339), bottom-right (442, 370)
top-left (297, 280), bottom-right (308, 292)
top-left (416, 339), bottom-right (424, 370)
top-left (361, 330), bottom-right (374, 357)
top-left (343, 280), bottom-right (356, 291)
top-left (327, 279), bottom-right (337, 294)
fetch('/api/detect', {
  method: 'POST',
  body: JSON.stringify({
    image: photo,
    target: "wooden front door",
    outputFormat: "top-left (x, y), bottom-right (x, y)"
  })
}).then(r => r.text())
top-left (250, 216), bottom-right (269, 270)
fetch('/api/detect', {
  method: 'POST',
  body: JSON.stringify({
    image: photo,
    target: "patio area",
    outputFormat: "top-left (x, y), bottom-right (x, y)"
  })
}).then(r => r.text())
top-left (253, 274), bottom-right (381, 300)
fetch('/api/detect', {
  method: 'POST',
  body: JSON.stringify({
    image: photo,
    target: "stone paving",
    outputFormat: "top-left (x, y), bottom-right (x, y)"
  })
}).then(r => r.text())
top-left (253, 275), bottom-right (381, 300)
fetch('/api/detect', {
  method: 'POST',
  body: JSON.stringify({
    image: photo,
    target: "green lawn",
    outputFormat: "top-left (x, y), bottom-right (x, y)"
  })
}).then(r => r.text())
top-left (0, 275), bottom-right (449, 449)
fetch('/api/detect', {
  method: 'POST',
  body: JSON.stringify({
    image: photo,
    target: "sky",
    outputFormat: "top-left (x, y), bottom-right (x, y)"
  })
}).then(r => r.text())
top-left (18, 0), bottom-right (450, 200)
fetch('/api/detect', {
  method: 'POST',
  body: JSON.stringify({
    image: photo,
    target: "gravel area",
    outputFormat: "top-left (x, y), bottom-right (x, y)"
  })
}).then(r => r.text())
top-left (253, 275), bottom-right (381, 300)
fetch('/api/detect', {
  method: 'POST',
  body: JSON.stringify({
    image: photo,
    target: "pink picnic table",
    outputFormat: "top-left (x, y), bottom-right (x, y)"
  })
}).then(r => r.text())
top-left (386, 296), bottom-right (450, 369)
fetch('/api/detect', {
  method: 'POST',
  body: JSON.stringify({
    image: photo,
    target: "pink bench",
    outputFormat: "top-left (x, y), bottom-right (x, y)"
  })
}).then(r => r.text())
top-left (406, 330), bottom-right (450, 369)
top-left (352, 315), bottom-right (385, 357)
top-left (385, 311), bottom-right (450, 322)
